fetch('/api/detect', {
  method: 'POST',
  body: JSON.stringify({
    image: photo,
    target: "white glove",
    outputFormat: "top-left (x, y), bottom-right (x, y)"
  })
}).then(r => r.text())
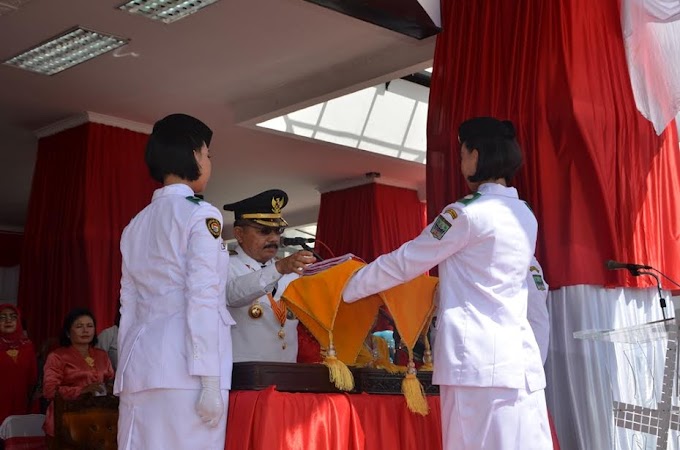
top-left (195, 376), bottom-right (224, 427)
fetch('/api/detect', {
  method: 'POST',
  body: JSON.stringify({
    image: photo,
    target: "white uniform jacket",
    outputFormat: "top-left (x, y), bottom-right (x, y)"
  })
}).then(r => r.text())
top-left (344, 183), bottom-right (545, 391)
top-left (226, 245), bottom-right (298, 362)
top-left (115, 183), bottom-right (235, 394)
top-left (527, 257), bottom-right (550, 365)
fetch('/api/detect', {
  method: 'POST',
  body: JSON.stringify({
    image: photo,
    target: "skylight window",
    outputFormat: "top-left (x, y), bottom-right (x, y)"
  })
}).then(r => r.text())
top-left (118, 0), bottom-right (221, 24)
top-left (258, 77), bottom-right (429, 164)
top-left (2, 27), bottom-right (129, 76)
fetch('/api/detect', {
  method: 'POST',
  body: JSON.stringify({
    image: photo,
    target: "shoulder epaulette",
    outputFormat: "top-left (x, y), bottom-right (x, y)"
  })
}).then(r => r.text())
top-left (185, 195), bottom-right (202, 205)
top-left (229, 249), bottom-right (238, 256)
top-left (457, 192), bottom-right (481, 206)
top-left (524, 201), bottom-right (534, 213)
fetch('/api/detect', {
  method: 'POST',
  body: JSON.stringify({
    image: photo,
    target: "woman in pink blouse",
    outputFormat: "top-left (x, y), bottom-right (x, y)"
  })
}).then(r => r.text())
top-left (42, 307), bottom-right (114, 436)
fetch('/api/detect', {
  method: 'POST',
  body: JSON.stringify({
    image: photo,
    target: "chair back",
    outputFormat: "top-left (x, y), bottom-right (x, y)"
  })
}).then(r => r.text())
top-left (53, 393), bottom-right (119, 450)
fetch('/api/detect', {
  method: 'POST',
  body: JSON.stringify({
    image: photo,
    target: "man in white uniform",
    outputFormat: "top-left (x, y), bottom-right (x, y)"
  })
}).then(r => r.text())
top-left (116, 114), bottom-right (234, 450)
top-left (223, 190), bottom-right (315, 362)
top-left (96, 308), bottom-right (119, 370)
top-left (343, 117), bottom-right (553, 450)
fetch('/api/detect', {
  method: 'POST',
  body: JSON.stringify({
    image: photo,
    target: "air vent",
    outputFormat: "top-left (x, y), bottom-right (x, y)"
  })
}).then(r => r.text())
top-left (118, 0), bottom-right (221, 24)
top-left (2, 27), bottom-right (129, 76)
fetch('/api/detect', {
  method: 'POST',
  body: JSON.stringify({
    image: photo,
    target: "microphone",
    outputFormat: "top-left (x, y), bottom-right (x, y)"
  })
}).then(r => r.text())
top-left (605, 260), bottom-right (653, 271)
top-left (606, 259), bottom-right (670, 320)
top-left (281, 237), bottom-right (315, 247)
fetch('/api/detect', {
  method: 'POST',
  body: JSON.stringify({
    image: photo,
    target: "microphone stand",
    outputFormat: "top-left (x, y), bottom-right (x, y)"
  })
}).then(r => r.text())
top-left (300, 243), bottom-right (324, 262)
top-left (633, 269), bottom-right (668, 320)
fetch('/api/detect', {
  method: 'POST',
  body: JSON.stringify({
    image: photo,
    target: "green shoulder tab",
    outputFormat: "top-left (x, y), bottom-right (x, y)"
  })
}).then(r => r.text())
top-left (457, 192), bottom-right (481, 206)
top-left (185, 195), bottom-right (202, 205)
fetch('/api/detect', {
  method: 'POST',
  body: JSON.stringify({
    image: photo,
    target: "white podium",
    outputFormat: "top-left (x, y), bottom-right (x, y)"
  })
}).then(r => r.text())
top-left (575, 317), bottom-right (680, 450)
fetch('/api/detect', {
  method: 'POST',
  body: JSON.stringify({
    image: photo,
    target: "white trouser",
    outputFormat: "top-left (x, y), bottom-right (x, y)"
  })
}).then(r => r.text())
top-left (440, 384), bottom-right (553, 450)
top-left (118, 388), bottom-right (229, 450)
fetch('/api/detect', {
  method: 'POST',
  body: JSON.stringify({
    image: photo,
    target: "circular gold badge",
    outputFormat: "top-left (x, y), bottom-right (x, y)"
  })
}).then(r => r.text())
top-left (248, 303), bottom-right (263, 319)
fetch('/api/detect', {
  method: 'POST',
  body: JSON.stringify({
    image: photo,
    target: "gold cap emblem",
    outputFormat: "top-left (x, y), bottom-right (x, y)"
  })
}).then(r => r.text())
top-left (272, 197), bottom-right (284, 214)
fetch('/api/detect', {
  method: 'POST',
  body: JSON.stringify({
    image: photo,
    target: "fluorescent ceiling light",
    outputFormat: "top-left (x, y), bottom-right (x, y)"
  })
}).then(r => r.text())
top-left (118, 0), bottom-right (221, 24)
top-left (2, 27), bottom-right (128, 76)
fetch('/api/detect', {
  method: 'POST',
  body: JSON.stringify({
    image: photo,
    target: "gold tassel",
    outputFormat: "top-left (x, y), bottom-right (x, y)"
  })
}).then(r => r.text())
top-left (323, 335), bottom-right (354, 391)
top-left (420, 333), bottom-right (434, 372)
top-left (401, 350), bottom-right (429, 416)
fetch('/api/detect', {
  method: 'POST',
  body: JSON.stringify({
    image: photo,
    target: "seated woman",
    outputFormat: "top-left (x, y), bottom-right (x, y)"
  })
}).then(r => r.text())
top-left (42, 307), bottom-right (114, 437)
top-left (0, 303), bottom-right (38, 425)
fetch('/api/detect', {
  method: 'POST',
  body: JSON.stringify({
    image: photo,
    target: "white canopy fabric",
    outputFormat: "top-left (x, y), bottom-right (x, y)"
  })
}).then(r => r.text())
top-left (622, 0), bottom-right (680, 134)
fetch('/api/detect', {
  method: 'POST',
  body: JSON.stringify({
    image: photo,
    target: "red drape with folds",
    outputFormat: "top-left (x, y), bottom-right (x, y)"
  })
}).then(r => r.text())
top-left (426, 0), bottom-right (680, 289)
top-left (18, 123), bottom-right (157, 347)
top-left (0, 231), bottom-right (23, 267)
top-left (225, 387), bottom-right (442, 450)
top-left (315, 183), bottom-right (426, 263)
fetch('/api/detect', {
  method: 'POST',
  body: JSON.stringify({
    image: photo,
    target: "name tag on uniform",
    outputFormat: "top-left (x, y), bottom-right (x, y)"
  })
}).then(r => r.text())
top-left (532, 274), bottom-right (546, 291)
top-left (430, 215), bottom-right (451, 240)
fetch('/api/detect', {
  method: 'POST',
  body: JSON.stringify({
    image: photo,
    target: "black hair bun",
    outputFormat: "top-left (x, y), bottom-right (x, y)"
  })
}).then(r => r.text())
top-left (501, 120), bottom-right (516, 138)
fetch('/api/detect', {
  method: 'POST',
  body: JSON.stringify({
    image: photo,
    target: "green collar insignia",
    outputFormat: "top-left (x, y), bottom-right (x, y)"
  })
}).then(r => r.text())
top-left (458, 192), bottom-right (481, 206)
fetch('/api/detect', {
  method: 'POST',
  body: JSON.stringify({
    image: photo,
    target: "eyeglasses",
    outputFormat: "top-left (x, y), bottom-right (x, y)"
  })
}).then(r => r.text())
top-left (0, 314), bottom-right (18, 322)
top-left (245, 225), bottom-right (285, 236)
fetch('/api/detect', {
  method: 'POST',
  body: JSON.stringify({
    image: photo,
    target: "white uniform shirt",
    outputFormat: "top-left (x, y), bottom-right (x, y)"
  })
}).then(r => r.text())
top-left (115, 183), bottom-right (235, 394)
top-left (226, 245), bottom-right (298, 362)
top-left (344, 183), bottom-right (545, 391)
top-left (96, 325), bottom-right (119, 370)
top-left (527, 257), bottom-right (550, 365)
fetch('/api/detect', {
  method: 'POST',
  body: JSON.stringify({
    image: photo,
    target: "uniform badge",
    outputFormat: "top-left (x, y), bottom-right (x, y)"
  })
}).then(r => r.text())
top-left (532, 274), bottom-right (546, 291)
top-left (249, 303), bottom-right (264, 319)
top-left (206, 218), bottom-right (221, 239)
top-left (430, 215), bottom-right (451, 240)
top-left (445, 208), bottom-right (458, 220)
top-left (458, 192), bottom-right (481, 206)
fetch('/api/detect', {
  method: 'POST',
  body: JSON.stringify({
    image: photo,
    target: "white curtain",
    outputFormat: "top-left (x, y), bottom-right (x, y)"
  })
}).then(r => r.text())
top-left (621, 0), bottom-right (680, 134)
top-left (546, 285), bottom-right (678, 450)
top-left (0, 265), bottom-right (19, 304)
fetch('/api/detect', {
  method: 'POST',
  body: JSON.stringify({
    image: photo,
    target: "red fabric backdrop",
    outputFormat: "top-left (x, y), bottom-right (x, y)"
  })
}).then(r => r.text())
top-left (315, 183), bottom-right (426, 263)
top-left (18, 123), bottom-right (157, 347)
top-left (426, 0), bottom-right (680, 289)
top-left (0, 231), bottom-right (23, 267)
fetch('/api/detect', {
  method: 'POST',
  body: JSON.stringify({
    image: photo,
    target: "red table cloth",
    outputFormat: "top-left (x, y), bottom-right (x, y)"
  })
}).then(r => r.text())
top-left (225, 387), bottom-right (442, 450)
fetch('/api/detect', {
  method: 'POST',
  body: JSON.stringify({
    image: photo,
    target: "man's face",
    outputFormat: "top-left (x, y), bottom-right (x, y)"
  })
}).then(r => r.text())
top-left (234, 222), bottom-right (285, 264)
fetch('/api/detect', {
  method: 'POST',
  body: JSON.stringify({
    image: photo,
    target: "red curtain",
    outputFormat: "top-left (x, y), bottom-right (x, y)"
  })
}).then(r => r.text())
top-left (18, 123), bottom-right (157, 347)
top-left (426, 0), bottom-right (680, 289)
top-left (0, 232), bottom-right (23, 267)
top-left (315, 183), bottom-right (426, 263)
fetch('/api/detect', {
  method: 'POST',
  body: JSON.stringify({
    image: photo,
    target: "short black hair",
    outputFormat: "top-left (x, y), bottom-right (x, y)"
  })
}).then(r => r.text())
top-left (60, 307), bottom-right (98, 347)
top-left (145, 114), bottom-right (213, 183)
top-left (458, 117), bottom-right (522, 184)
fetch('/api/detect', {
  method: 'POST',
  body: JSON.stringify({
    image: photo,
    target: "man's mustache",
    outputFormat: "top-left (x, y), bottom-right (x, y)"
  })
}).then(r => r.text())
top-left (264, 243), bottom-right (279, 250)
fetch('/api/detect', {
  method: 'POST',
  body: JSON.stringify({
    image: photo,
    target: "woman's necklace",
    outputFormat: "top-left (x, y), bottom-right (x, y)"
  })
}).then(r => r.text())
top-left (75, 346), bottom-right (95, 368)
top-left (1, 336), bottom-right (20, 363)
